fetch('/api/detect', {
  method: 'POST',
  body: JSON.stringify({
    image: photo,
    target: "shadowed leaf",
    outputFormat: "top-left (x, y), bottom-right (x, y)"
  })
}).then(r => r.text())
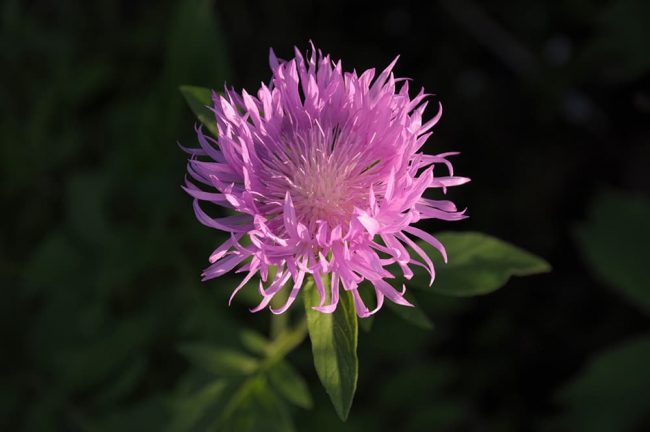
top-left (411, 231), bottom-right (550, 296)
top-left (178, 344), bottom-right (259, 376)
top-left (267, 360), bottom-right (313, 409)
top-left (575, 190), bottom-right (650, 314)
top-left (551, 335), bottom-right (650, 431)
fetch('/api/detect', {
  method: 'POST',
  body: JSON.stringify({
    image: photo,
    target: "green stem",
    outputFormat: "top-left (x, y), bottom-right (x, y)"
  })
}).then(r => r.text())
top-left (264, 278), bottom-right (313, 367)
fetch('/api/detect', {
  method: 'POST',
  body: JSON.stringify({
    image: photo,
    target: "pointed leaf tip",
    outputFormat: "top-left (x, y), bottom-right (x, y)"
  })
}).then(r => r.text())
top-left (303, 276), bottom-right (358, 420)
top-left (410, 231), bottom-right (550, 297)
top-left (180, 85), bottom-right (219, 136)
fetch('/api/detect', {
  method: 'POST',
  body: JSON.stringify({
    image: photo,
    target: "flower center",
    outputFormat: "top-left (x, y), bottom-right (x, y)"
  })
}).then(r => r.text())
top-left (291, 159), bottom-right (362, 227)
top-left (261, 127), bottom-right (374, 229)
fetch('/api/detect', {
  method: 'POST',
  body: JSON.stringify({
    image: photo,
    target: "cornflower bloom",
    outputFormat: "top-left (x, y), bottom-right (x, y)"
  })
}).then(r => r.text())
top-left (184, 44), bottom-right (468, 317)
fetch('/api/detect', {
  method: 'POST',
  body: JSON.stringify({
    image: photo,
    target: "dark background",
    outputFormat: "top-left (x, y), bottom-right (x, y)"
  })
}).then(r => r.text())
top-left (2, 0), bottom-right (649, 430)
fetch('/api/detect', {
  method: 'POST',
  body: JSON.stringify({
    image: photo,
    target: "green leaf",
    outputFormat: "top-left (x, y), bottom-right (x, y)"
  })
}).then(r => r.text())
top-left (94, 356), bottom-right (147, 407)
top-left (178, 344), bottom-right (259, 376)
top-left (304, 277), bottom-right (358, 421)
top-left (168, 380), bottom-right (229, 432)
top-left (219, 377), bottom-right (295, 432)
top-left (551, 335), bottom-right (650, 431)
top-left (386, 292), bottom-right (434, 330)
top-left (575, 190), bottom-right (650, 314)
top-left (240, 330), bottom-right (271, 356)
top-left (265, 320), bottom-right (308, 364)
top-left (179, 85), bottom-right (218, 136)
top-left (411, 231), bottom-right (550, 296)
top-left (358, 315), bottom-right (374, 333)
top-left (267, 360), bottom-right (313, 409)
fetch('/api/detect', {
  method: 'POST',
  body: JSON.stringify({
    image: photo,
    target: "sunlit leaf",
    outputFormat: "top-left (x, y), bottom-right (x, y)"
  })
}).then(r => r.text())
top-left (411, 231), bottom-right (550, 296)
top-left (575, 190), bottom-right (650, 313)
top-left (180, 85), bottom-right (218, 136)
top-left (267, 360), bottom-right (313, 409)
top-left (178, 344), bottom-right (259, 376)
top-left (304, 277), bottom-right (358, 421)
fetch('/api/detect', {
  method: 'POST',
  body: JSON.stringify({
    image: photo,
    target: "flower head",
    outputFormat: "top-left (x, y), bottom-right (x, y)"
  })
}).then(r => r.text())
top-left (184, 44), bottom-right (469, 317)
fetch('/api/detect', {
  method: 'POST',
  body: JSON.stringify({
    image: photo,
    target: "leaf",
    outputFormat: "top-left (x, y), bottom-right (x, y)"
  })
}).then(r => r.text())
top-left (386, 292), bottom-right (434, 330)
top-left (219, 377), bottom-right (295, 432)
top-left (411, 231), bottom-right (550, 296)
top-left (358, 315), bottom-right (374, 333)
top-left (551, 335), bottom-right (650, 432)
top-left (178, 344), bottom-right (259, 376)
top-left (240, 330), bottom-right (270, 356)
top-left (94, 357), bottom-right (147, 407)
top-left (168, 380), bottom-right (229, 432)
top-left (179, 85), bottom-right (218, 136)
top-left (267, 360), bottom-right (313, 409)
top-left (265, 320), bottom-right (308, 364)
top-left (304, 277), bottom-right (358, 421)
top-left (575, 190), bottom-right (650, 314)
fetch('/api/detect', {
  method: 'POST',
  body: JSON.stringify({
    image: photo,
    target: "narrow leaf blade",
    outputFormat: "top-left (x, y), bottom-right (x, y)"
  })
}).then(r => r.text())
top-left (179, 85), bottom-right (219, 136)
top-left (304, 279), bottom-right (358, 420)
top-left (267, 360), bottom-right (313, 409)
top-left (178, 344), bottom-right (259, 376)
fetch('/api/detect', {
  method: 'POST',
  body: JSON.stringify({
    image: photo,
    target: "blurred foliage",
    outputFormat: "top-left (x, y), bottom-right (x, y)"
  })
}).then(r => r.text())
top-left (548, 191), bottom-right (650, 431)
top-left (1, 0), bottom-right (649, 431)
top-left (575, 191), bottom-right (650, 313)
top-left (549, 335), bottom-right (650, 432)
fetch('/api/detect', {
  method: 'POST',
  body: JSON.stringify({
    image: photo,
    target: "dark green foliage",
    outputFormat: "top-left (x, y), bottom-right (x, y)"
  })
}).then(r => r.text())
top-left (575, 191), bottom-right (650, 313)
top-left (550, 336), bottom-right (650, 432)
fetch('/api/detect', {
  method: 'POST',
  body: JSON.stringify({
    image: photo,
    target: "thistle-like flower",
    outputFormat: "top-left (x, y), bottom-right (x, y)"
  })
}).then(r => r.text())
top-left (184, 44), bottom-right (469, 317)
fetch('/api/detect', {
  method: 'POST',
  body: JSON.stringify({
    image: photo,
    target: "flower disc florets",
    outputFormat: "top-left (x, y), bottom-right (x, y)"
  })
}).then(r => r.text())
top-left (184, 44), bottom-right (469, 317)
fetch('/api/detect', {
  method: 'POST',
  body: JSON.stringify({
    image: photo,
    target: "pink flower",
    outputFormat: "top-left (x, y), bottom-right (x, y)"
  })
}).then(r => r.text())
top-left (183, 44), bottom-right (469, 317)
